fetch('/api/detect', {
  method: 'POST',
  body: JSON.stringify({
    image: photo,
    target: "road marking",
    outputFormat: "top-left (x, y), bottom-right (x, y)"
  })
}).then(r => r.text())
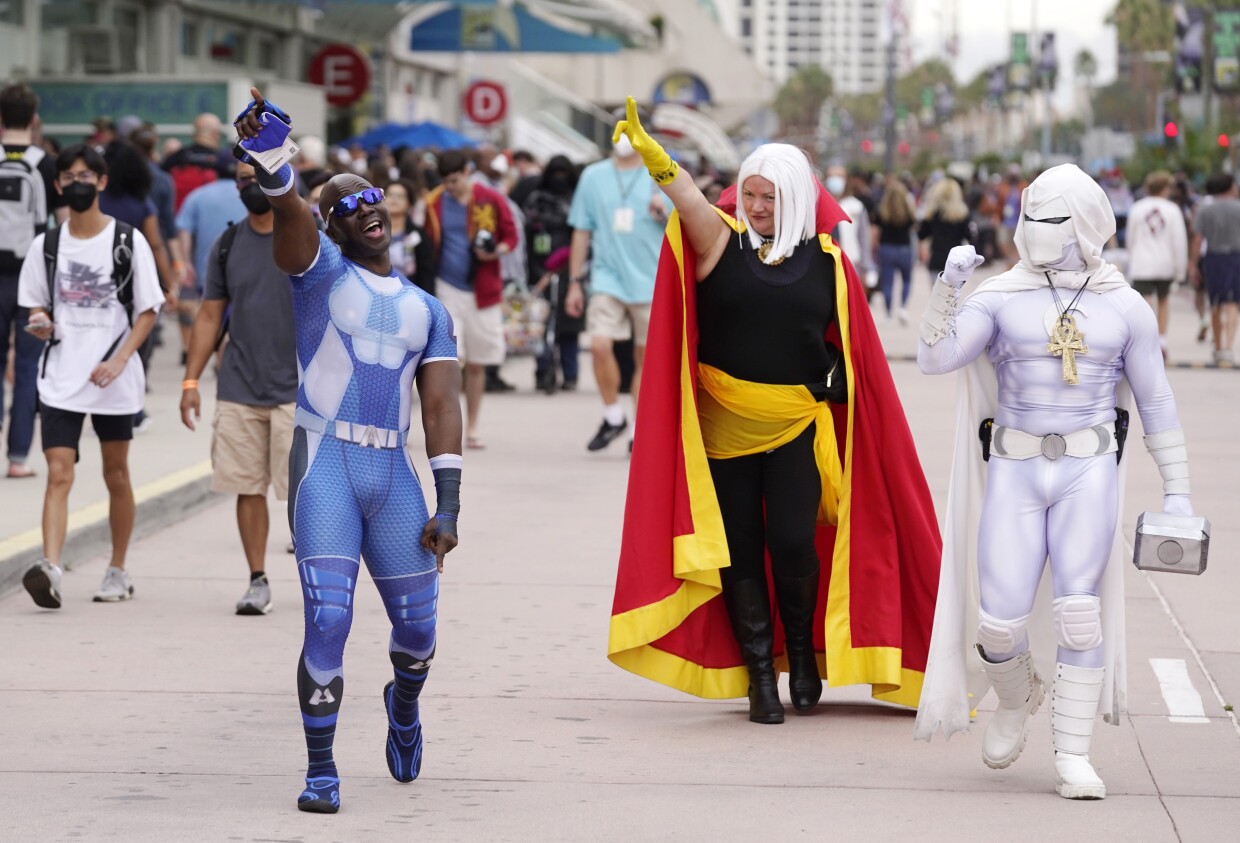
top-left (1142, 570), bottom-right (1240, 736)
top-left (1149, 658), bottom-right (1210, 723)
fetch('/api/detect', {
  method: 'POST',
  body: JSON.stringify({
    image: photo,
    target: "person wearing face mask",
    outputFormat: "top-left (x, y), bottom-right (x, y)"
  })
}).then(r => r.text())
top-left (915, 164), bottom-right (1199, 801)
top-left (235, 88), bottom-right (463, 814)
top-left (17, 144), bottom-right (165, 608)
top-left (179, 161), bottom-right (298, 617)
top-left (825, 164), bottom-right (876, 301)
top-left (606, 97), bottom-right (941, 727)
top-left (565, 105), bottom-right (674, 452)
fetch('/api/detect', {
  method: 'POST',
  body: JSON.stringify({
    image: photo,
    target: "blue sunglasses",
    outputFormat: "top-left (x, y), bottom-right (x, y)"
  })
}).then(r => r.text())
top-left (331, 187), bottom-right (385, 217)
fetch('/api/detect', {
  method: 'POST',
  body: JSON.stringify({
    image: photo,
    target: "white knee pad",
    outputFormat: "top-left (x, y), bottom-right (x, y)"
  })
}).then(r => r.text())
top-left (977, 609), bottom-right (1029, 656)
top-left (1053, 594), bottom-right (1103, 651)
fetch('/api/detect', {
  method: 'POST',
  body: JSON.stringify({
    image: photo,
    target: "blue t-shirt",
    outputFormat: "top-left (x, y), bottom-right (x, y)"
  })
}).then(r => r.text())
top-left (176, 180), bottom-right (248, 287)
top-left (99, 192), bottom-right (157, 229)
top-left (437, 194), bottom-right (472, 291)
top-left (567, 159), bottom-right (670, 304)
top-left (290, 232), bottom-right (457, 432)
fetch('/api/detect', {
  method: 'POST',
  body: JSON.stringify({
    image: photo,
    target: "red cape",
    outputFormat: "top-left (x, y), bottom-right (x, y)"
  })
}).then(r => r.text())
top-left (607, 184), bottom-right (942, 706)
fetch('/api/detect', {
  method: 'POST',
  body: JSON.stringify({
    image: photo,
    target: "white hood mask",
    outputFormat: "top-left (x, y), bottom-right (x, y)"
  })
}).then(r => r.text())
top-left (1013, 164), bottom-right (1119, 286)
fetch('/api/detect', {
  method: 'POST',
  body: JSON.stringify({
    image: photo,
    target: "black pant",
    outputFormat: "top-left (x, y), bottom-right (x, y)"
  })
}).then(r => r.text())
top-left (707, 423), bottom-right (821, 585)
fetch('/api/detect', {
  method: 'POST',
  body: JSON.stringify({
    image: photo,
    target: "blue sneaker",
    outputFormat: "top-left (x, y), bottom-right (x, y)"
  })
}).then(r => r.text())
top-left (384, 680), bottom-right (423, 783)
top-left (297, 775), bottom-right (340, 813)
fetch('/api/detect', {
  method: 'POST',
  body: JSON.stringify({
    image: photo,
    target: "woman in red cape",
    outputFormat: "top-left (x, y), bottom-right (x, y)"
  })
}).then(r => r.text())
top-left (606, 98), bottom-right (942, 723)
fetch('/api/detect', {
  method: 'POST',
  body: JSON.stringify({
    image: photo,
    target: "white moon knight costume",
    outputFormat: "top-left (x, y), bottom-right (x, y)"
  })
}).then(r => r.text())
top-left (912, 164), bottom-right (1194, 801)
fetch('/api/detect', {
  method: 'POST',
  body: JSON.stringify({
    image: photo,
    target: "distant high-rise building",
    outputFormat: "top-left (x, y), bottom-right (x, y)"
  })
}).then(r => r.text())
top-left (725, 0), bottom-right (886, 93)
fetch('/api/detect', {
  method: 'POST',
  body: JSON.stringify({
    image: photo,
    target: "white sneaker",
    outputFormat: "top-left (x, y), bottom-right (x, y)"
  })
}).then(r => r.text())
top-left (23, 559), bottom-right (63, 609)
top-left (93, 566), bottom-right (134, 602)
top-left (236, 577), bottom-right (273, 615)
top-left (897, 307), bottom-right (910, 325)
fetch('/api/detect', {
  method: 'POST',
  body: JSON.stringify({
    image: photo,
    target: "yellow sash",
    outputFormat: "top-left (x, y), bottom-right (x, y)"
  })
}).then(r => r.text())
top-left (696, 363), bottom-right (843, 525)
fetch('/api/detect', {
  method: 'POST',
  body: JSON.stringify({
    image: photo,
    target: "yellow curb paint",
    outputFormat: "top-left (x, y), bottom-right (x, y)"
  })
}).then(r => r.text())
top-left (0, 461), bottom-right (213, 561)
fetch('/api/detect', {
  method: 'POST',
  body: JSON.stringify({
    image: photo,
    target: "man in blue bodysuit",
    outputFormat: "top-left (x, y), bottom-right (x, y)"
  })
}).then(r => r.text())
top-left (235, 89), bottom-right (463, 814)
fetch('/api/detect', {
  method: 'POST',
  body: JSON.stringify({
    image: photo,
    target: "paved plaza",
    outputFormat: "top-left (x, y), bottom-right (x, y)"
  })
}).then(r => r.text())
top-left (2, 273), bottom-right (1237, 841)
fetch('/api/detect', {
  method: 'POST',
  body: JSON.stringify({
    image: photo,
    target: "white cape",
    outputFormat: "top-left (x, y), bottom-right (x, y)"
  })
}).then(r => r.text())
top-left (912, 266), bottom-right (1131, 742)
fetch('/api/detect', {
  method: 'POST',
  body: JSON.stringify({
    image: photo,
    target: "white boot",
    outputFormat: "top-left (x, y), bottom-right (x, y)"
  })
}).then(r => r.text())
top-left (978, 648), bottom-right (1044, 769)
top-left (1051, 662), bottom-right (1106, 800)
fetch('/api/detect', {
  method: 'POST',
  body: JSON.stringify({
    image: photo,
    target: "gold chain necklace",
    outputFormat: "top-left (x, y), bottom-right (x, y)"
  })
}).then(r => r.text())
top-left (1044, 272), bottom-right (1091, 385)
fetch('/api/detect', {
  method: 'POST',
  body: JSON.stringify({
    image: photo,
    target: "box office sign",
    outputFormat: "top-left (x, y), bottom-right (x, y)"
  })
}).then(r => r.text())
top-left (31, 81), bottom-right (229, 133)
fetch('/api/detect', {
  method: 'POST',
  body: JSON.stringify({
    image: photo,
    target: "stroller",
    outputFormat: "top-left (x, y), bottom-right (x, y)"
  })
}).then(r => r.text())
top-left (533, 245), bottom-right (571, 395)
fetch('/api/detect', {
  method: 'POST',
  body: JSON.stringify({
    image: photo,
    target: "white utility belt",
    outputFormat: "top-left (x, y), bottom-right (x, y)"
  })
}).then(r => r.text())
top-left (990, 423), bottom-right (1118, 461)
top-left (295, 407), bottom-right (404, 449)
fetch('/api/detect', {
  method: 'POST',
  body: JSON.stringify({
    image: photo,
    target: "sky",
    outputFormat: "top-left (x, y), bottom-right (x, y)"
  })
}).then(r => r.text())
top-left (907, 0), bottom-right (1119, 112)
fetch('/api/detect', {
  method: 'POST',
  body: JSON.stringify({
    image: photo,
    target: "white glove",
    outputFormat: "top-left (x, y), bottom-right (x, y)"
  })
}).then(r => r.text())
top-left (1163, 494), bottom-right (1194, 517)
top-left (941, 245), bottom-right (985, 287)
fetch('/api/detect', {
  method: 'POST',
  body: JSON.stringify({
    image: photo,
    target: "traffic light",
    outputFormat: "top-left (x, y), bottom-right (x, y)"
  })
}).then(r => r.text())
top-left (860, 138), bottom-right (874, 154)
top-left (1164, 121), bottom-right (1179, 154)
top-left (1220, 133), bottom-right (1231, 148)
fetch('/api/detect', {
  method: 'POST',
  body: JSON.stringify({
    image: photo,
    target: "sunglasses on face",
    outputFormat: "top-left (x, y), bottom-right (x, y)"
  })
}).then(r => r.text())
top-left (331, 187), bottom-right (385, 217)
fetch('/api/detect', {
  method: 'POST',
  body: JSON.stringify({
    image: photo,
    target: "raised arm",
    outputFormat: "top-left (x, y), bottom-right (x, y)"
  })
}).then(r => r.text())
top-left (917, 245), bottom-right (992, 374)
top-left (612, 97), bottom-right (728, 278)
top-left (233, 87), bottom-right (319, 275)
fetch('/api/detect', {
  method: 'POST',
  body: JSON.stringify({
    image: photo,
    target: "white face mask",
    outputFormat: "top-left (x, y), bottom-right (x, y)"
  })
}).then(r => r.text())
top-left (1023, 196), bottom-right (1080, 268)
top-left (613, 135), bottom-right (635, 158)
top-left (825, 175), bottom-right (846, 197)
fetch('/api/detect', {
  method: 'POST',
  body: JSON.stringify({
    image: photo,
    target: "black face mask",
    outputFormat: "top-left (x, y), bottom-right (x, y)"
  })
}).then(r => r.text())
top-left (239, 183), bottom-right (272, 215)
top-left (62, 182), bottom-right (97, 213)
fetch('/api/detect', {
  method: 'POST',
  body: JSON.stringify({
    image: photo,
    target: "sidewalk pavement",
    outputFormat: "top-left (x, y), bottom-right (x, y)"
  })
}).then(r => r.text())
top-left (1, 270), bottom-right (1237, 840)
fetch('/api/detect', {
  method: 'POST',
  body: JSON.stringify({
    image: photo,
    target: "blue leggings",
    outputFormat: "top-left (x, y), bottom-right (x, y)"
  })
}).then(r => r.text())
top-left (288, 430), bottom-right (438, 771)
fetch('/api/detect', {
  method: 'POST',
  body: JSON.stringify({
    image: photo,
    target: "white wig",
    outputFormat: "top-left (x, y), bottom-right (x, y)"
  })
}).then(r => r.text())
top-left (733, 143), bottom-right (819, 264)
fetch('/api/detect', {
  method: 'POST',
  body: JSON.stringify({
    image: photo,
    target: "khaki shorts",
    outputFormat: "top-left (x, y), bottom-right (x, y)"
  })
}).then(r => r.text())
top-left (436, 281), bottom-right (505, 365)
top-left (210, 401), bottom-right (295, 499)
top-left (587, 293), bottom-right (651, 345)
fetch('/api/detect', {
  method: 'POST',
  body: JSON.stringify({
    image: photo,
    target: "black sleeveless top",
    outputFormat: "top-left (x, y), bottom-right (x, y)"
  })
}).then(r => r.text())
top-left (697, 234), bottom-right (836, 385)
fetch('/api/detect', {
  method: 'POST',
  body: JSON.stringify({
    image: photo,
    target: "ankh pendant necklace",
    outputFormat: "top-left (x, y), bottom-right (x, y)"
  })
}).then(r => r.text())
top-left (1045, 271), bottom-right (1091, 385)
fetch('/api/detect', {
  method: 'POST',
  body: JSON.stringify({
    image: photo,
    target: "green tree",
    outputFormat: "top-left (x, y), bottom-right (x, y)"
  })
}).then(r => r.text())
top-left (773, 66), bottom-right (834, 134)
top-left (1107, 0), bottom-right (1176, 128)
top-left (1075, 49), bottom-right (1098, 90)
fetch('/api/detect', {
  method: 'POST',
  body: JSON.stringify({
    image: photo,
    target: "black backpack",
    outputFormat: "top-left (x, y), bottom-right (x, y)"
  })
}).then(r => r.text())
top-left (42, 221), bottom-right (135, 363)
top-left (213, 221), bottom-right (242, 351)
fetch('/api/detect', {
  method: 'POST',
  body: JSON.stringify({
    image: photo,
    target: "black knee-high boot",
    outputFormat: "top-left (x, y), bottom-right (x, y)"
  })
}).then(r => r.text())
top-left (722, 577), bottom-right (785, 724)
top-left (774, 571), bottom-right (823, 711)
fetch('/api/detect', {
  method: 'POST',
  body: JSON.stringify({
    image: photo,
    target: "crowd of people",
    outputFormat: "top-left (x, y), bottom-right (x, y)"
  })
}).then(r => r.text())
top-left (0, 81), bottom-right (1226, 812)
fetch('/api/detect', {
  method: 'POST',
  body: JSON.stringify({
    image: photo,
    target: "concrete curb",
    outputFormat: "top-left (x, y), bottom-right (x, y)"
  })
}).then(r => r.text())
top-left (0, 461), bottom-right (221, 598)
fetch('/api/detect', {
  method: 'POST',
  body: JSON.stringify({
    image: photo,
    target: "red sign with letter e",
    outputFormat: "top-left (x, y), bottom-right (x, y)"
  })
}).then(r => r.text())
top-left (463, 80), bottom-right (507, 125)
top-left (309, 44), bottom-right (371, 108)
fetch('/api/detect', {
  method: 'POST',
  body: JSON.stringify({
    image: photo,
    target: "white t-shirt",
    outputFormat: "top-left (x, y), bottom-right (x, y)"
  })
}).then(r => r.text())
top-left (18, 219), bottom-right (164, 415)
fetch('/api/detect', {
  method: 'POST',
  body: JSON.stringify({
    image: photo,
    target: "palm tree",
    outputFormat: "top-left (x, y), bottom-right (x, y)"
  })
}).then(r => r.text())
top-left (1106, 0), bottom-right (1175, 128)
top-left (1075, 48), bottom-right (1099, 130)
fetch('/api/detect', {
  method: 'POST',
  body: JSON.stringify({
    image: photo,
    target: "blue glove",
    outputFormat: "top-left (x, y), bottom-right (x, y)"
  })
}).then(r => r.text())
top-left (233, 99), bottom-right (293, 164)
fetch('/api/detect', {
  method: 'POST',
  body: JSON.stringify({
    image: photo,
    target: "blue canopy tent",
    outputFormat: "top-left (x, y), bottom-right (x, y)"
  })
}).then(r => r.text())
top-left (341, 121), bottom-right (477, 152)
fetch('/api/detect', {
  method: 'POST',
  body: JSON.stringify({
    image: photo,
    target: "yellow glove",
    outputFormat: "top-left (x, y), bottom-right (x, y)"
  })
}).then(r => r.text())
top-left (612, 96), bottom-right (679, 186)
